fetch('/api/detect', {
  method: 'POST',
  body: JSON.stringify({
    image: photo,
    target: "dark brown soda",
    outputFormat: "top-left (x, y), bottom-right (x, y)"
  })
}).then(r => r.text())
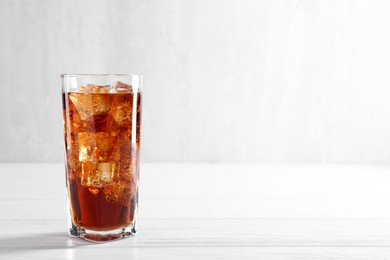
top-left (62, 92), bottom-right (142, 231)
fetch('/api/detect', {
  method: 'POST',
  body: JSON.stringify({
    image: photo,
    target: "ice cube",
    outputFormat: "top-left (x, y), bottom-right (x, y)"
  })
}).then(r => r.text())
top-left (69, 85), bottom-right (111, 121)
top-left (80, 162), bottom-right (115, 188)
top-left (120, 155), bottom-right (135, 178)
top-left (66, 136), bottom-right (81, 180)
top-left (78, 132), bottom-right (117, 162)
top-left (121, 128), bottom-right (132, 140)
top-left (112, 102), bottom-right (132, 126)
top-left (66, 155), bottom-right (80, 181)
top-left (104, 179), bottom-right (136, 206)
top-left (109, 81), bottom-right (133, 93)
top-left (109, 141), bottom-right (137, 185)
top-left (80, 84), bottom-right (110, 94)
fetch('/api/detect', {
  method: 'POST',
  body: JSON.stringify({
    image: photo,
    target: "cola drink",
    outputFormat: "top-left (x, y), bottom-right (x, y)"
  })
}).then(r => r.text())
top-left (62, 76), bottom-right (142, 242)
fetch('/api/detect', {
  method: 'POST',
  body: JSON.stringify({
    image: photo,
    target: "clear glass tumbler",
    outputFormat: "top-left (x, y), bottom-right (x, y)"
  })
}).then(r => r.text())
top-left (61, 74), bottom-right (142, 242)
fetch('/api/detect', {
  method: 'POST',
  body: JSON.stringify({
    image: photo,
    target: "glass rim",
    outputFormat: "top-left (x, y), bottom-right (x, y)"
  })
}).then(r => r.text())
top-left (61, 74), bottom-right (142, 77)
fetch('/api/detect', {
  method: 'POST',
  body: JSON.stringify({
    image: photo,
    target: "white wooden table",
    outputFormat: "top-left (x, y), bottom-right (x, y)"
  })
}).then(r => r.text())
top-left (1, 163), bottom-right (390, 259)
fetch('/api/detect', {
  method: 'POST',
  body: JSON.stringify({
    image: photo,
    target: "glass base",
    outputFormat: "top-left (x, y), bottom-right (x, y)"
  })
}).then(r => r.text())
top-left (69, 222), bottom-right (136, 243)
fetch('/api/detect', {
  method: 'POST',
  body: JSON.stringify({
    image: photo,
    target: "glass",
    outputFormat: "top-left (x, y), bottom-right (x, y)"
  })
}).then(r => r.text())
top-left (61, 74), bottom-right (142, 242)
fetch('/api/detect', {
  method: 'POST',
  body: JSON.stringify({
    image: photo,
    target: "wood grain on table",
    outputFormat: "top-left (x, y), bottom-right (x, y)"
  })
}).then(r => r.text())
top-left (1, 163), bottom-right (390, 259)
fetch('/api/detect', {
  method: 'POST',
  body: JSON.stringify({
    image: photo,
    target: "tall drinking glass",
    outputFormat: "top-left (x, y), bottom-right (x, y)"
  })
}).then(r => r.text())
top-left (61, 74), bottom-right (142, 242)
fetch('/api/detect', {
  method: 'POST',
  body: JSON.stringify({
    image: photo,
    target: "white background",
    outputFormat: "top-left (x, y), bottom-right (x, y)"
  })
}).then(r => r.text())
top-left (1, 0), bottom-right (390, 163)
